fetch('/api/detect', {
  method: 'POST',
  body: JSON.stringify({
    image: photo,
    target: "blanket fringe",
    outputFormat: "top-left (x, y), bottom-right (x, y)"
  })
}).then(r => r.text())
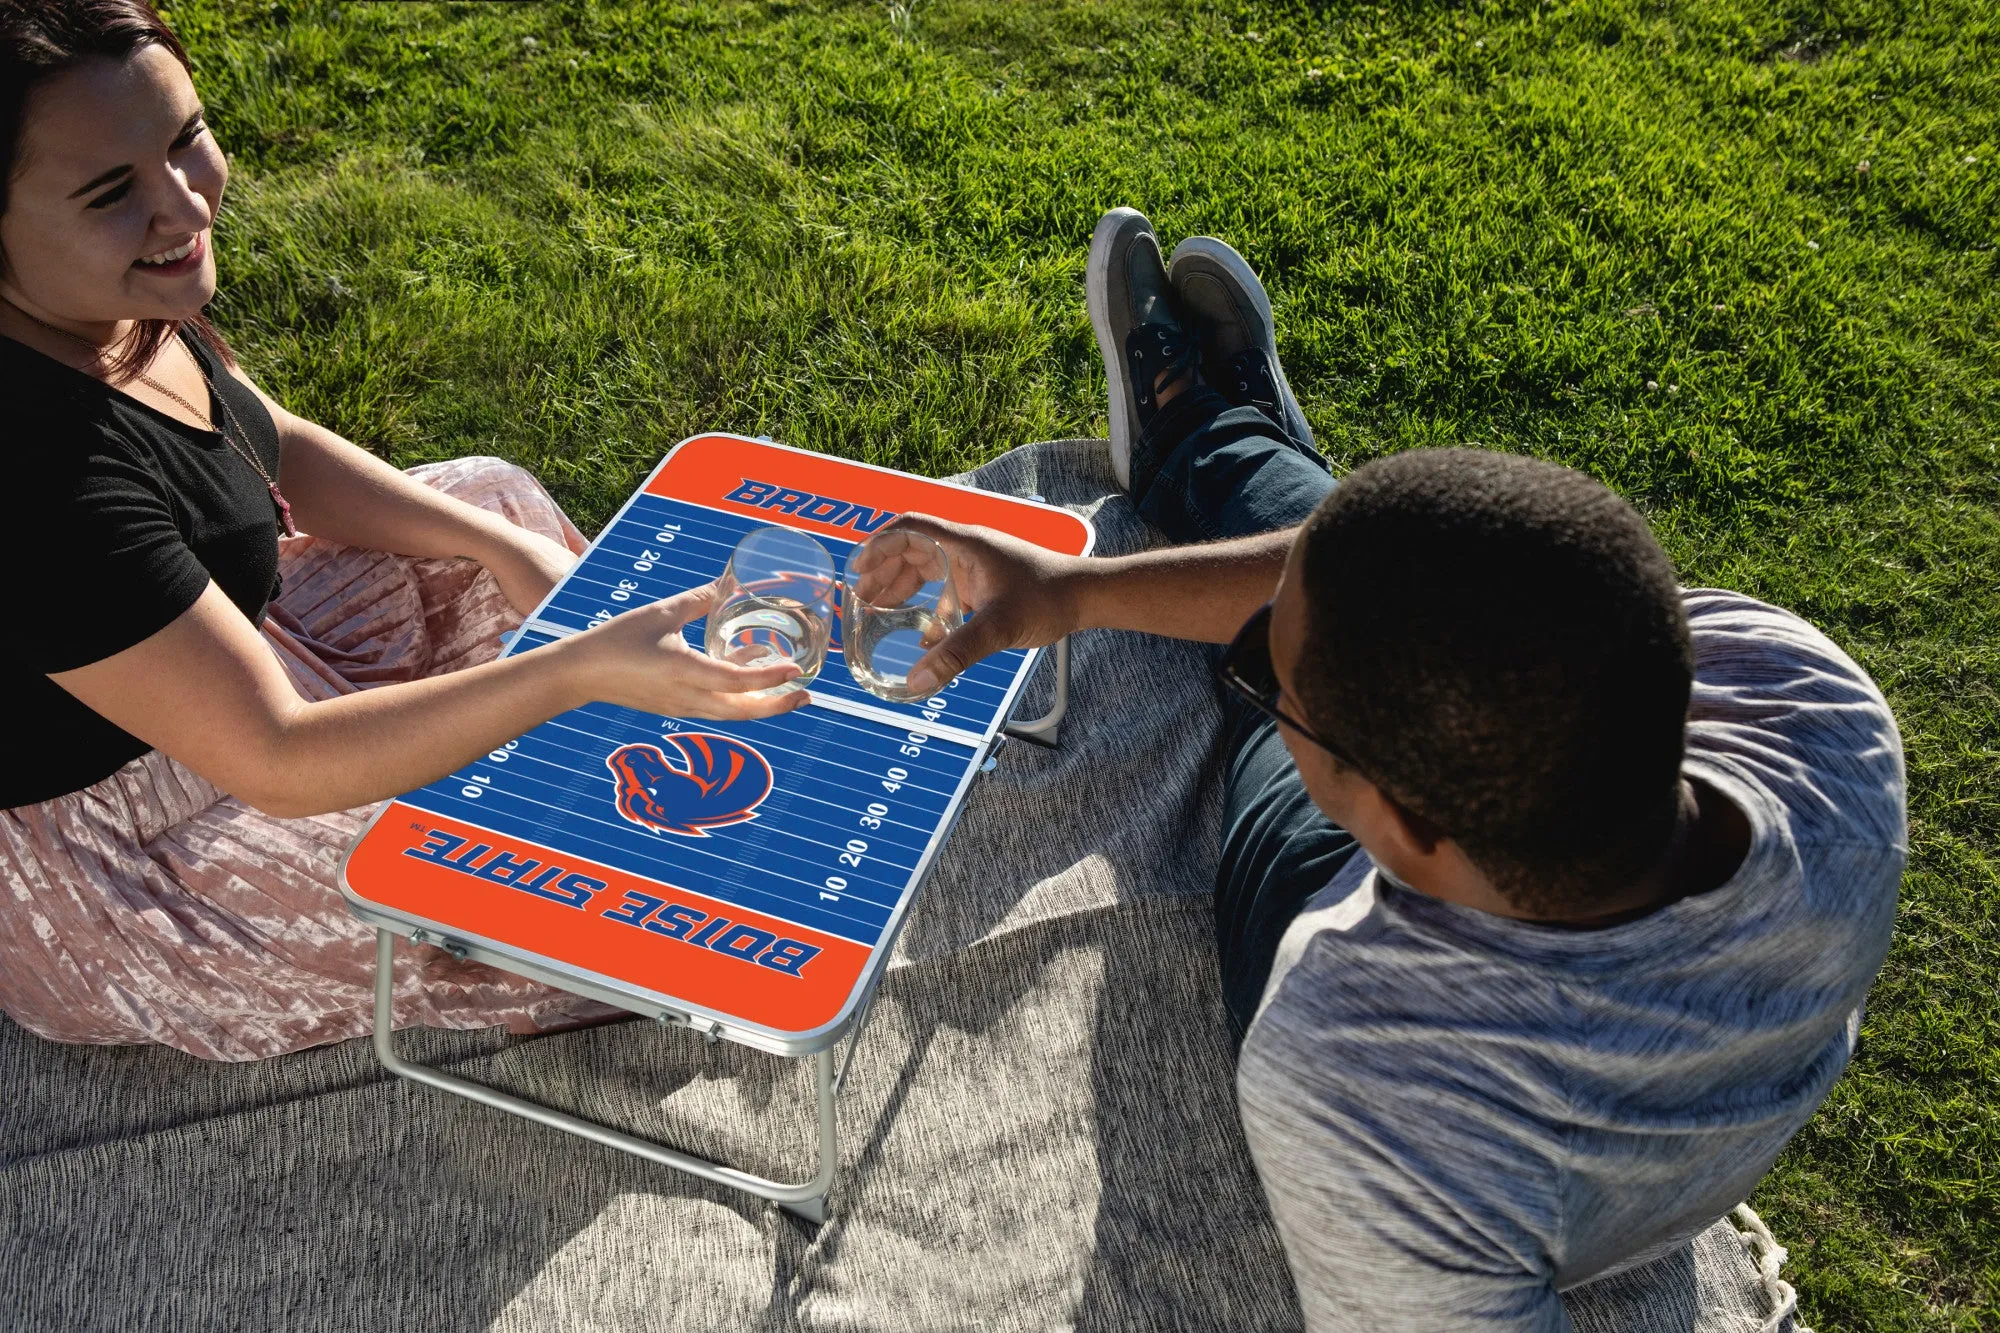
top-left (1732, 1204), bottom-right (1811, 1333)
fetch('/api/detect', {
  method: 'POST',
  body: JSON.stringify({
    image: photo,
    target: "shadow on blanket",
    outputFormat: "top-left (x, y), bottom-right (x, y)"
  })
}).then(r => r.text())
top-left (0, 441), bottom-right (1796, 1332)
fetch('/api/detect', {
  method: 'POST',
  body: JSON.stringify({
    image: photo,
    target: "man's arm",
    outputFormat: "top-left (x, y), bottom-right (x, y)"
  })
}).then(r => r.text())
top-left (1071, 530), bottom-right (1297, 640)
top-left (881, 513), bottom-right (1296, 695)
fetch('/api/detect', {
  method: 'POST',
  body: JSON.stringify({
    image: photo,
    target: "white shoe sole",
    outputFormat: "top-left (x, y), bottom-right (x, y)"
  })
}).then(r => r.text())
top-left (1087, 207), bottom-right (1149, 489)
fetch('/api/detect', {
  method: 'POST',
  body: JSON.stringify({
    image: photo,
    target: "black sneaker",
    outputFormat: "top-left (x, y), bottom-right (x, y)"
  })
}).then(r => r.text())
top-left (1167, 236), bottom-right (1318, 456)
top-left (1087, 207), bottom-right (1197, 489)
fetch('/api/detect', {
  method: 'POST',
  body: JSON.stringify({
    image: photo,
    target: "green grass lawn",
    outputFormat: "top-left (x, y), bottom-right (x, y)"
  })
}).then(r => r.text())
top-left (167, 0), bottom-right (1997, 1325)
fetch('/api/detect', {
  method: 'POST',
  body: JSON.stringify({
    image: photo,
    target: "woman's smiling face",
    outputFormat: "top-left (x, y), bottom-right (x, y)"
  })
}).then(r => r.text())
top-left (0, 42), bottom-right (225, 330)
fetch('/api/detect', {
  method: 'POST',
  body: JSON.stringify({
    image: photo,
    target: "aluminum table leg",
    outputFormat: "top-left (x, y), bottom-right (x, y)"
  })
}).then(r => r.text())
top-left (1003, 635), bottom-right (1070, 747)
top-left (370, 929), bottom-right (835, 1223)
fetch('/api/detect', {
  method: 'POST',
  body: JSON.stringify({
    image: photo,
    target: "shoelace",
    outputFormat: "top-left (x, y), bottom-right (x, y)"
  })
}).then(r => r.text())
top-left (1126, 324), bottom-right (1197, 411)
top-left (1226, 349), bottom-right (1277, 403)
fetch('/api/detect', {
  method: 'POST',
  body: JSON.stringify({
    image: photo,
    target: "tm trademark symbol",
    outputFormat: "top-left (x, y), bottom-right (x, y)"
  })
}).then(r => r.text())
top-left (409, 822), bottom-right (426, 832)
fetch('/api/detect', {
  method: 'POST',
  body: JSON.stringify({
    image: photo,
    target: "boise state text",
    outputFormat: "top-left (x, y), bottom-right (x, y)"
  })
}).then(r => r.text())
top-left (402, 831), bottom-right (821, 977)
top-left (723, 478), bottom-right (897, 535)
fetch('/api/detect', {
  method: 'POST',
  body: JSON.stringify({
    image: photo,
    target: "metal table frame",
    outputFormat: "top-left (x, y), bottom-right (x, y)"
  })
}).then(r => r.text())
top-left (361, 638), bottom-right (1070, 1224)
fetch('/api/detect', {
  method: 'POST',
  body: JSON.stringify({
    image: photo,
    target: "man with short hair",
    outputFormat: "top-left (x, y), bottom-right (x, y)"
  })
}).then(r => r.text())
top-left (889, 208), bottom-right (1903, 1328)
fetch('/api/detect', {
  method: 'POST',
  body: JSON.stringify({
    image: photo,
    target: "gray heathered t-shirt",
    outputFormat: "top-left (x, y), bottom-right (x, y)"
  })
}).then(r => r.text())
top-left (1237, 590), bottom-right (1905, 1331)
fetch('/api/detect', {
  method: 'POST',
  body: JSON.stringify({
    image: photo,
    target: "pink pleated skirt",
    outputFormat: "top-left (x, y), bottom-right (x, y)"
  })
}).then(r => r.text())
top-left (0, 457), bottom-right (616, 1061)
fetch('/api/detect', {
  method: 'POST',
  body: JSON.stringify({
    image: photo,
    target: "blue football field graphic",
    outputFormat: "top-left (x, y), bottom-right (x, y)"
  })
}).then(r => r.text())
top-left (397, 628), bottom-right (975, 947)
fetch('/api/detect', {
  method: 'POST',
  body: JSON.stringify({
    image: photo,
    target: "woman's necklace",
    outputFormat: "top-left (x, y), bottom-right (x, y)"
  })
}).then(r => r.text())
top-left (14, 309), bottom-right (296, 537)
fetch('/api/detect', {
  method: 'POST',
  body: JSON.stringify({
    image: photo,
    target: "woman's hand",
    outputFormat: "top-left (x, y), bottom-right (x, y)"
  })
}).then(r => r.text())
top-left (878, 513), bottom-right (1086, 695)
top-left (480, 527), bottom-right (581, 619)
top-left (552, 583), bottom-right (810, 720)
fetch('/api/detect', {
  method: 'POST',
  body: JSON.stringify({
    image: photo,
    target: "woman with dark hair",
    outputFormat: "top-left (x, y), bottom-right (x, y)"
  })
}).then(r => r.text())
top-left (0, 0), bottom-right (804, 1060)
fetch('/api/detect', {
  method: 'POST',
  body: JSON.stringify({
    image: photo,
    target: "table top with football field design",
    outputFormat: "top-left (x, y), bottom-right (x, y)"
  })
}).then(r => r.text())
top-left (340, 434), bottom-right (1095, 1054)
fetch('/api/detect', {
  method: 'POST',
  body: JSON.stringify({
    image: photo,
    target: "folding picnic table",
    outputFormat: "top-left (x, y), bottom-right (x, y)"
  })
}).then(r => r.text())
top-left (339, 434), bottom-right (1095, 1222)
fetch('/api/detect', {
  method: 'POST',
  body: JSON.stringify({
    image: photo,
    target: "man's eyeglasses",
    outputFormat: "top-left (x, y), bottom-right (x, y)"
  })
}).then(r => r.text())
top-left (1214, 602), bottom-right (1358, 768)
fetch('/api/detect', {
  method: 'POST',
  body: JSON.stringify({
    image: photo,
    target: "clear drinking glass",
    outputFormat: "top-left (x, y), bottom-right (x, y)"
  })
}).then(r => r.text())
top-left (843, 529), bottom-right (963, 702)
top-left (704, 526), bottom-right (837, 695)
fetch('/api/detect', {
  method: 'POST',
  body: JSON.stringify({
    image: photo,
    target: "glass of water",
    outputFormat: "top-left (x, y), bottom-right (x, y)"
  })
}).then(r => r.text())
top-left (842, 529), bottom-right (963, 702)
top-left (704, 526), bottom-right (836, 695)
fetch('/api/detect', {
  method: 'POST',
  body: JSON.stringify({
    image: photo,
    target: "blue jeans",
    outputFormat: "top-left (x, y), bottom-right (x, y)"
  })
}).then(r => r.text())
top-left (1130, 389), bottom-right (1361, 1051)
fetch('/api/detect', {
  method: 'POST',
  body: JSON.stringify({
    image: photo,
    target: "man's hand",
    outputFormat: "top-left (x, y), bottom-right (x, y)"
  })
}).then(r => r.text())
top-left (871, 513), bottom-right (1298, 694)
top-left (882, 514), bottom-right (1086, 695)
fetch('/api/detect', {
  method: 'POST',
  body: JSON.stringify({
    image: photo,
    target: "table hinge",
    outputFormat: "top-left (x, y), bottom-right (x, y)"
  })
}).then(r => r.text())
top-left (408, 927), bottom-right (468, 961)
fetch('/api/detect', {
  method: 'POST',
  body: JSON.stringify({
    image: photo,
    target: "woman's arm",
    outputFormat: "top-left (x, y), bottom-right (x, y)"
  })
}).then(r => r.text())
top-left (239, 372), bottom-right (573, 615)
top-left (50, 582), bottom-right (803, 818)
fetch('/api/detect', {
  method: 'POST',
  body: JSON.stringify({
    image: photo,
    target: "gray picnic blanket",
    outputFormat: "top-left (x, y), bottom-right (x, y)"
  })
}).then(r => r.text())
top-left (0, 439), bottom-right (1800, 1331)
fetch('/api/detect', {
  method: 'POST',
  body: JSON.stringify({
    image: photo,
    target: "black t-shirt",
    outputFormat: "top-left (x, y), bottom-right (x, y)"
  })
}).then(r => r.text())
top-left (1, 330), bottom-right (285, 808)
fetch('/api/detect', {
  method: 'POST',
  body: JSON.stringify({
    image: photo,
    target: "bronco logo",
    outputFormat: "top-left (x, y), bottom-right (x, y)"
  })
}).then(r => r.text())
top-left (606, 735), bottom-right (774, 837)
